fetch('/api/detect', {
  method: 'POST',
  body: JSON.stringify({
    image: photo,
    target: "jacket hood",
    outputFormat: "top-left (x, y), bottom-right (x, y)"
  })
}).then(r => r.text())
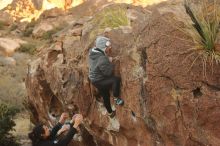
top-left (89, 48), bottom-right (105, 60)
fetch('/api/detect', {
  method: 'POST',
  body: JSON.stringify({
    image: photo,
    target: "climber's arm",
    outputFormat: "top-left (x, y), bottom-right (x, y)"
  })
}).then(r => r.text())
top-left (50, 122), bottom-right (62, 139)
top-left (50, 114), bottom-right (83, 146)
top-left (50, 113), bottom-right (69, 139)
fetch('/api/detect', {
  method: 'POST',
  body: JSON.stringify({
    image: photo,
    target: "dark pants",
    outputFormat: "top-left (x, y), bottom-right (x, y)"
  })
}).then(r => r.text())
top-left (92, 76), bottom-right (121, 113)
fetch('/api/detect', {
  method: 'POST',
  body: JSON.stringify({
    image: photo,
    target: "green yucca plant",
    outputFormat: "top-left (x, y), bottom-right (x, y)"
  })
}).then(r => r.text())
top-left (184, 0), bottom-right (220, 62)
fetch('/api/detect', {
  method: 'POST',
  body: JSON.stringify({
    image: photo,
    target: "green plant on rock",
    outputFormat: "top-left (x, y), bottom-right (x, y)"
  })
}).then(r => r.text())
top-left (23, 27), bottom-right (34, 37)
top-left (42, 27), bottom-right (64, 40)
top-left (23, 20), bottom-right (38, 37)
top-left (184, 0), bottom-right (220, 66)
top-left (96, 6), bottom-right (130, 29)
top-left (0, 103), bottom-right (20, 146)
top-left (89, 6), bottom-right (130, 41)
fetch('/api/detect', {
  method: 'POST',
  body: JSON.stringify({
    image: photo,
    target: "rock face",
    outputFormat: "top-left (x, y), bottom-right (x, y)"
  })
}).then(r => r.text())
top-left (26, 1), bottom-right (220, 146)
top-left (31, 0), bottom-right (43, 10)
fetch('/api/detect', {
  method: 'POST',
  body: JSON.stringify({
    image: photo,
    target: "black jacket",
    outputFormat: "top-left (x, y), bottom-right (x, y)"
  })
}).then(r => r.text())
top-left (88, 48), bottom-right (113, 83)
top-left (37, 123), bottom-right (77, 146)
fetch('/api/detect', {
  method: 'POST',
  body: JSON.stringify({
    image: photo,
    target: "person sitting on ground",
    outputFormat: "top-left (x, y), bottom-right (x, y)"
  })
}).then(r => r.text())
top-left (88, 36), bottom-right (124, 118)
top-left (28, 113), bottom-right (83, 146)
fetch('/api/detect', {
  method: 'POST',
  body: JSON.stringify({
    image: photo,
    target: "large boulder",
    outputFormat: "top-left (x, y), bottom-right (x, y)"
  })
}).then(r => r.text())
top-left (26, 1), bottom-right (220, 146)
top-left (0, 38), bottom-right (26, 56)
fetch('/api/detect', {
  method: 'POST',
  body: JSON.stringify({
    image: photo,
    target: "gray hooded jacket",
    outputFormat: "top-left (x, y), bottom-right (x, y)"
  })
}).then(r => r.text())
top-left (88, 48), bottom-right (113, 83)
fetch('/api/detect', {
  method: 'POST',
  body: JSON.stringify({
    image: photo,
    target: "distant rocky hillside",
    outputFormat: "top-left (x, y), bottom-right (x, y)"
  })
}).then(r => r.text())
top-left (22, 0), bottom-right (220, 146)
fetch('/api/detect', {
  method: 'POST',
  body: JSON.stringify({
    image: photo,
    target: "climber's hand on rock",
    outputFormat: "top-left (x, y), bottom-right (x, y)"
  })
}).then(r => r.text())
top-left (71, 114), bottom-right (77, 122)
top-left (108, 57), bottom-right (113, 62)
top-left (113, 56), bottom-right (120, 61)
top-left (73, 114), bottom-right (83, 128)
top-left (58, 124), bottom-right (70, 135)
top-left (59, 112), bottom-right (69, 124)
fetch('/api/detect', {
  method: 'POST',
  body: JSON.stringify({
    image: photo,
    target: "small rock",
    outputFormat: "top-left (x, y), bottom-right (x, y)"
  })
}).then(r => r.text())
top-left (0, 38), bottom-right (21, 56)
top-left (32, 22), bottom-right (54, 37)
top-left (0, 11), bottom-right (13, 25)
top-left (0, 56), bottom-right (16, 66)
top-left (71, 27), bottom-right (82, 36)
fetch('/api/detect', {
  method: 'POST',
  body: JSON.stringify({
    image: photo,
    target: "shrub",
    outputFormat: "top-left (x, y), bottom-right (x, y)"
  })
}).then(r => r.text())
top-left (19, 43), bottom-right (37, 55)
top-left (23, 20), bottom-right (37, 37)
top-left (89, 6), bottom-right (130, 41)
top-left (94, 6), bottom-right (130, 29)
top-left (184, 0), bottom-right (220, 63)
top-left (23, 27), bottom-right (34, 37)
top-left (42, 27), bottom-right (63, 40)
top-left (0, 103), bottom-right (20, 146)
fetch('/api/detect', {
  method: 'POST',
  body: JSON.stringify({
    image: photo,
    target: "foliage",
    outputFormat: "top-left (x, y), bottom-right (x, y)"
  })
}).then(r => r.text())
top-left (0, 103), bottom-right (20, 146)
top-left (23, 20), bottom-right (37, 37)
top-left (0, 52), bottom-right (29, 108)
top-left (184, 0), bottom-right (220, 63)
top-left (89, 6), bottom-right (130, 41)
top-left (42, 27), bottom-right (63, 40)
top-left (23, 27), bottom-right (34, 37)
top-left (19, 43), bottom-right (37, 55)
top-left (94, 6), bottom-right (130, 29)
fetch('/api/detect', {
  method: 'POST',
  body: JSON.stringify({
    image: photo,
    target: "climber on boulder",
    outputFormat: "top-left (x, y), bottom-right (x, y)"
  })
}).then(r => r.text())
top-left (88, 36), bottom-right (124, 118)
top-left (28, 113), bottom-right (83, 146)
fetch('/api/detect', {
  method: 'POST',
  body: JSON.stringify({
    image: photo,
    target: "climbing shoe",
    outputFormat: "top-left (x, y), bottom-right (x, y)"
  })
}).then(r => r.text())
top-left (108, 110), bottom-right (116, 118)
top-left (114, 97), bottom-right (124, 106)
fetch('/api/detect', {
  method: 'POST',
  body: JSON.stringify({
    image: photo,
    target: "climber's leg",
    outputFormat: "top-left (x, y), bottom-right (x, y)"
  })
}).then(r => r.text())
top-left (93, 76), bottom-right (124, 105)
top-left (98, 88), bottom-right (113, 113)
top-left (111, 76), bottom-right (121, 97)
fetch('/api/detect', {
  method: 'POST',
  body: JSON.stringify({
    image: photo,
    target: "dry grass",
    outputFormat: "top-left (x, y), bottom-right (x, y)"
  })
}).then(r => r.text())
top-left (12, 112), bottom-right (31, 137)
top-left (94, 6), bottom-right (130, 29)
top-left (0, 76), bottom-right (26, 107)
top-left (89, 6), bottom-right (130, 41)
top-left (18, 43), bottom-right (37, 55)
top-left (12, 112), bottom-right (32, 146)
top-left (42, 26), bottom-right (64, 40)
top-left (0, 53), bottom-right (31, 109)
